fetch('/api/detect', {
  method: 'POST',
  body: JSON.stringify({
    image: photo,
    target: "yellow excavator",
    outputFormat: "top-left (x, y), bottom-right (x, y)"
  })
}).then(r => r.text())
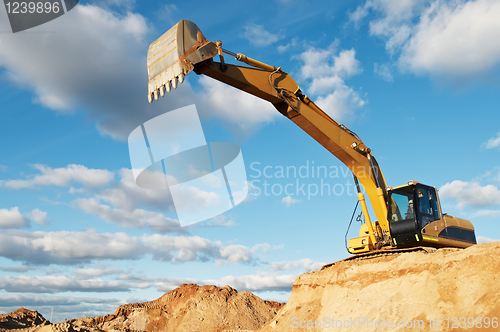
top-left (146, 20), bottom-right (476, 254)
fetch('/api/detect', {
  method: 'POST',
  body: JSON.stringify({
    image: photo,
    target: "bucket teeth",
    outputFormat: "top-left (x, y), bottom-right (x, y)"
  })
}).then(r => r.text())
top-left (147, 20), bottom-right (218, 103)
top-left (148, 93), bottom-right (153, 104)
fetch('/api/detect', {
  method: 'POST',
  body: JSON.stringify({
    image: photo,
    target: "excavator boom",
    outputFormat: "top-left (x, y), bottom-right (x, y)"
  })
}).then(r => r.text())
top-left (146, 20), bottom-right (476, 254)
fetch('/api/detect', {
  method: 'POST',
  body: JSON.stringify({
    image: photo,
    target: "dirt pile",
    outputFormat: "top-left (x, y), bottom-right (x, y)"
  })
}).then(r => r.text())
top-left (259, 242), bottom-right (500, 332)
top-left (85, 284), bottom-right (283, 332)
top-left (8, 284), bottom-right (283, 332)
top-left (0, 308), bottom-right (50, 331)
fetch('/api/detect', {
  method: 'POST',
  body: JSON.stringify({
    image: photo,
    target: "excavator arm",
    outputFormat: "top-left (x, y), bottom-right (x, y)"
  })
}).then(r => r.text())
top-left (194, 58), bottom-right (391, 246)
top-left (147, 20), bottom-right (391, 252)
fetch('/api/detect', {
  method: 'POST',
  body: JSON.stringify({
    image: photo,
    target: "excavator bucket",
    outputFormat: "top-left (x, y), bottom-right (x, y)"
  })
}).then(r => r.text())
top-left (147, 19), bottom-right (218, 103)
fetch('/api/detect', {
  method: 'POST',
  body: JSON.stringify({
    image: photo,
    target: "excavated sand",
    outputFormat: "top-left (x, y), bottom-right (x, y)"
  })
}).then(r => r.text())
top-left (259, 241), bottom-right (500, 332)
top-left (10, 284), bottom-right (283, 332)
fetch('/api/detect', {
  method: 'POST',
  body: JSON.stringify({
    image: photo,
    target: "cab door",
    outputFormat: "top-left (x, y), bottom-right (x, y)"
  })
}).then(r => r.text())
top-left (415, 185), bottom-right (442, 231)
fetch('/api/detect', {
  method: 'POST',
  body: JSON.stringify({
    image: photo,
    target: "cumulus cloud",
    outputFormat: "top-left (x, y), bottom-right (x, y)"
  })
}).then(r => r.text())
top-left (0, 4), bottom-right (197, 140)
top-left (270, 258), bottom-right (326, 272)
top-left (243, 24), bottom-right (281, 47)
top-left (197, 76), bottom-right (279, 135)
top-left (439, 180), bottom-right (500, 209)
top-left (0, 293), bottom-right (119, 307)
top-left (0, 229), bottom-right (272, 266)
top-left (74, 197), bottom-right (182, 233)
top-left (0, 164), bottom-right (113, 189)
top-left (400, 0), bottom-right (500, 80)
top-left (0, 4), bottom-right (292, 140)
top-left (72, 268), bottom-right (123, 277)
top-left (298, 44), bottom-right (365, 121)
top-left (214, 272), bottom-right (295, 292)
top-left (0, 207), bottom-right (30, 228)
top-left (28, 209), bottom-right (49, 225)
top-left (281, 196), bottom-right (300, 207)
top-left (482, 132), bottom-right (500, 149)
top-left (352, 0), bottom-right (500, 84)
top-left (0, 275), bottom-right (133, 293)
top-left (216, 243), bottom-right (270, 266)
top-left (477, 235), bottom-right (499, 244)
top-left (0, 230), bottom-right (148, 265)
top-left (154, 277), bottom-right (199, 293)
top-left (0, 293), bottom-right (121, 322)
top-left (374, 62), bottom-right (394, 82)
top-left (470, 210), bottom-right (500, 218)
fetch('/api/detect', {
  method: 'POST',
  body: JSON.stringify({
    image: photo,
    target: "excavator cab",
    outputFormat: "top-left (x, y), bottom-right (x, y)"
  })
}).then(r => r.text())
top-left (388, 182), bottom-right (476, 248)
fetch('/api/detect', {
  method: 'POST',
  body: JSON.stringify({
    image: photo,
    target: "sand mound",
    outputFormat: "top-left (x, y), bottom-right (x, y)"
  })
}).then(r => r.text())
top-left (259, 242), bottom-right (500, 332)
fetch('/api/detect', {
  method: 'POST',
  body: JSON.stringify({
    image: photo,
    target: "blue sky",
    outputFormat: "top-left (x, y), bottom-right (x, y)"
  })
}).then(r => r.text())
top-left (1, 0), bottom-right (500, 323)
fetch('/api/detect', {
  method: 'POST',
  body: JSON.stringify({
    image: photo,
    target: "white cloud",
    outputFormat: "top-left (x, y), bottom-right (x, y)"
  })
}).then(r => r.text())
top-left (277, 38), bottom-right (298, 53)
top-left (483, 132), bottom-right (500, 149)
top-left (270, 258), bottom-right (326, 272)
top-left (197, 76), bottom-right (279, 135)
top-left (0, 230), bottom-right (270, 266)
top-left (298, 44), bottom-right (365, 121)
top-left (470, 210), bottom-right (500, 218)
top-left (216, 243), bottom-right (269, 266)
top-left (0, 4), bottom-right (292, 140)
top-left (91, 0), bottom-right (137, 12)
top-left (153, 277), bottom-right (199, 293)
top-left (0, 207), bottom-right (30, 229)
top-left (0, 293), bottom-right (121, 323)
top-left (0, 293), bottom-right (119, 307)
top-left (349, 4), bottom-right (370, 26)
top-left (477, 235), bottom-right (499, 244)
top-left (28, 209), bottom-right (49, 225)
top-left (217, 245), bottom-right (253, 266)
top-left (72, 268), bottom-right (123, 277)
top-left (374, 63), bottom-right (394, 82)
top-left (0, 4), bottom-right (198, 140)
top-left (96, 168), bottom-right (173, 212)
top-left (214, 272), bottom-right (295, 292)
top-left (243, 24), bottom-right (281, 47)
top-left (74, 197), bottom-right (182, 233)
top-left (439, 180), bottom-right (500, 209)
top-left (0, 275), bottom-right (131, 293)
top-left (282, 196), bottom-right (300, 207)
top-left (354, 0), bottom-right (500, 83)
top-left (400, 0), bottom-right (500, 80)
top-left (0, 164), bottom-right (114, 189)
top-left (0, 230), bottom-right (147, 265)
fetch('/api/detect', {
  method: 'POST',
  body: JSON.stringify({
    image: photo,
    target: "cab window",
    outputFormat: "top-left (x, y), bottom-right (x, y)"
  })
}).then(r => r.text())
top-left (416, 187), bottom-right (441, 228)
top-left (389, 188), bottom-right (414, 222)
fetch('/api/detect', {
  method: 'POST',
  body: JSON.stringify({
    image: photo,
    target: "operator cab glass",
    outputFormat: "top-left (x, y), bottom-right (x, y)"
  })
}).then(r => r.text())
top-left (388, 184), bottom-right (442, 246)
top-left (415, 186), bottom-right (441, 229)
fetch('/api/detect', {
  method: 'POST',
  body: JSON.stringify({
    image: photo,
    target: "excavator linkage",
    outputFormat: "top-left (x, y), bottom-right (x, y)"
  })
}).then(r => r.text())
top-left (147, 19), bottom-right (218, 103)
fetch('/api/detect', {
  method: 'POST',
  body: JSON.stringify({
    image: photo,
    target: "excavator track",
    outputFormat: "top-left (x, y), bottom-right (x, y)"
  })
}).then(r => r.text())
top-left (320, 246), bottom-right (443, 270)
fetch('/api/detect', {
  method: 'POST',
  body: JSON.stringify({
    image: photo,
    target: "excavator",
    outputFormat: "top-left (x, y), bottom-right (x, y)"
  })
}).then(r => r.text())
top-left (145, 20), bottom-right (476, 254)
